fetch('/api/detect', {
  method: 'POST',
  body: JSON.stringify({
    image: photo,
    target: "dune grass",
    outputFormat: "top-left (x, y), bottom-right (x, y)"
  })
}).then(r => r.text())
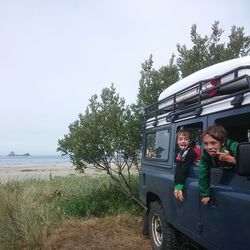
top-left (0, 174), bottom-right (142, 250)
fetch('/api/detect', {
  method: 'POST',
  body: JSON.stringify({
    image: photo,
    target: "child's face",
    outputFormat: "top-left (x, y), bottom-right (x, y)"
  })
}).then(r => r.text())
top-left (203, 134), bottom-right (223, 156)
top-left (177, 134), bottom-right (190, 151)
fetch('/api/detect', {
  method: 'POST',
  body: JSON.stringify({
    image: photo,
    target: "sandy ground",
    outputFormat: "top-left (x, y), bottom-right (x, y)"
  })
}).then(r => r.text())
top-left (0, 163), bottom-right (102, 183)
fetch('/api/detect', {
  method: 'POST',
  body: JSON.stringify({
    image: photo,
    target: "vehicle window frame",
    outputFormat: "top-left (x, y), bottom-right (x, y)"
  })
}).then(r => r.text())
top-left (174, 117), bottom-right (206, 169)
top-left (144, 126), bottom-right (171, 162)
top-left (208, 105), bottom-right (250, 128)
top-left (208, 106), bottom-right (250, 144)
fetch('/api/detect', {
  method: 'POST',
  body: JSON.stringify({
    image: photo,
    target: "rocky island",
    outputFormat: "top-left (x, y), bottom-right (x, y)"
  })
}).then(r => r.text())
top-left (8, 151), bottom-right (30, 156)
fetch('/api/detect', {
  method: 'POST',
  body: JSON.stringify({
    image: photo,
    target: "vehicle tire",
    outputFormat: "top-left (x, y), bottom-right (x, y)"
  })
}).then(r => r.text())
top-left (148, 201), bottom-right (178, 250)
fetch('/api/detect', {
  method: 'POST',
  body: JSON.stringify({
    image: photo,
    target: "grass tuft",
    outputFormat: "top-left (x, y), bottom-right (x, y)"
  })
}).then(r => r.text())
top-left (0, 174), bottom-right (142, 249)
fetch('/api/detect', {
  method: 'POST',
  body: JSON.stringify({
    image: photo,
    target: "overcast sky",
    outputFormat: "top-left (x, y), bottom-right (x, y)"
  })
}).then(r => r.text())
top-left (0, 0), bottom-right (249, 155)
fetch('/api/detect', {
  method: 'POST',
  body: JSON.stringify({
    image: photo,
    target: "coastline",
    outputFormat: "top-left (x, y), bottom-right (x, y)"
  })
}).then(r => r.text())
top-left (0, 163), bottom-right (102, 183)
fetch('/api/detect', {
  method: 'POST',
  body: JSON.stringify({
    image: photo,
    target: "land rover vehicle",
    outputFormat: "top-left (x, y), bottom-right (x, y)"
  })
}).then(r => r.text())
top-left (139, 56), bottom-right (250, 250)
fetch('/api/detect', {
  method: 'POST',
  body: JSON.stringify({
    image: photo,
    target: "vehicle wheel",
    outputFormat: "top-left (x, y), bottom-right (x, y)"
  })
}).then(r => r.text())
top-left (148, 201), bottom-right (178, 250)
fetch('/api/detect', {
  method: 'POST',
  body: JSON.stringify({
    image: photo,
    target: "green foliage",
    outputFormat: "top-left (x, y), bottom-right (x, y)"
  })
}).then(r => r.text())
top-left (177, 21), bottom-right (250, 77)
top-left (54, 175), bottom-right (141, 218)
top-left (57, 85), bottom-right (144, 208)
top-left (227, 25), bottom-right (250, 57)
top-left (58, 84), bottom-right (141, 171)
top-left (137, 54), bottom-right (179, 108)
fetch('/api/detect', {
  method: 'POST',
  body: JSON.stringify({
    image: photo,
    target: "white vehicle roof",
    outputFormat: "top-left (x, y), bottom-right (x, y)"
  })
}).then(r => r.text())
top-left (159, 56), bottom-right (250, 102)
top-left (144, 56), bottom-right (250, 129)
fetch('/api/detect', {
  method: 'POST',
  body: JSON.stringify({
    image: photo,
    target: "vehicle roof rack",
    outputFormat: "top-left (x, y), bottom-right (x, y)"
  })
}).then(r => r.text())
top-left (143, 65), bottom-right (250, 127)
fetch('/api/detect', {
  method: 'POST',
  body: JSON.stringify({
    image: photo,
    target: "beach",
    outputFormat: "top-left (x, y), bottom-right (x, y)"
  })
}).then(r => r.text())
top-left (0, 163), bottom-right (102, 183)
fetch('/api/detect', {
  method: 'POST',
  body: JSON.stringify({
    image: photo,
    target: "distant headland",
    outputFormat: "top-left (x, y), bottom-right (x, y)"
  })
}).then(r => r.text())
top-left (8, 151), bottom-right (31, 157)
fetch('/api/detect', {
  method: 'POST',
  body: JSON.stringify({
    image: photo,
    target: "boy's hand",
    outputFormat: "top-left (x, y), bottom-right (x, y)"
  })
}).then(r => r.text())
top-left (217, 150), bottom-right (236, 164)
top-left (174, 189), bottom-right (184, 202)
top-left (201, 196), bottom-right (210, 204)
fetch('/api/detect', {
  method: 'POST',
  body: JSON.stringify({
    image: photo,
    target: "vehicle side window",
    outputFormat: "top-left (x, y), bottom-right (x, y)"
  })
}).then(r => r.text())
top-left (145, 128), bottom-right (171, 160)
top-left (215, 113), bottom-right (250, 143)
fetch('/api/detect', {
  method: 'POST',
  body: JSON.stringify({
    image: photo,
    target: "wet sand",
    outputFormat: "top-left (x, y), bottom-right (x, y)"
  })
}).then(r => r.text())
top-left (0, 163), bottom-right (102, 183)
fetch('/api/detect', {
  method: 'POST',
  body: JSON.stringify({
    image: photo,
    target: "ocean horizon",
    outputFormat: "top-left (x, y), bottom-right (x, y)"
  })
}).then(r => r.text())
top-left (0, 155), bottom-right (70, 166)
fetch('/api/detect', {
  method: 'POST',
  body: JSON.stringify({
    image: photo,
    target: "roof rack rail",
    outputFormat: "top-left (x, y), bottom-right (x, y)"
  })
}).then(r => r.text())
top-left (143, 65), bottom-right (250, 126)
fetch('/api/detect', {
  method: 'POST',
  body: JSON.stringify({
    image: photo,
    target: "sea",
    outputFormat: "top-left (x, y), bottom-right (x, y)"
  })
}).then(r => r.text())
top-left (0, 155), bottom-right (70, 166)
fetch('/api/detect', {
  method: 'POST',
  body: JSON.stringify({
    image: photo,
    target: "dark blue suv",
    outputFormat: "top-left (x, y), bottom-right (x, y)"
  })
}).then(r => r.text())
top-left (139, 57), bottom-right (250, 250)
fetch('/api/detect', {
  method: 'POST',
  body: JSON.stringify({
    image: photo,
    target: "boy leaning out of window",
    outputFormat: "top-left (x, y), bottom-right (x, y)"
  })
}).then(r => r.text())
top-left (174, 129), bottom-right (200, 202)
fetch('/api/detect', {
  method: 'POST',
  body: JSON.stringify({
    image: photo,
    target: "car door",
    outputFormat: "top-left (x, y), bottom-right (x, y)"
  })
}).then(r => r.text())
top-left (199, 170), bottom-right (250, 250)
top-left (199, 110), bottom-right (250, 249)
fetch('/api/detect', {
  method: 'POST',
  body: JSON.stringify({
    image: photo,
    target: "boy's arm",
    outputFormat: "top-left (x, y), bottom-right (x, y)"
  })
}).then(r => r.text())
top-left (174, 150), bottom-right (196, 190)
top-left (199, 153), bottom-right (211, 197)
top-left (229, 139), bottom-right (239, 157)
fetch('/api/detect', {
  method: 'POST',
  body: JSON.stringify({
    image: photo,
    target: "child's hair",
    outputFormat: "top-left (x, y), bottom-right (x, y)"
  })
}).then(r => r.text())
top-left (201, 124), bottom-right (228, 144)
top-left (176, 128), bottom-right (191, 140)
